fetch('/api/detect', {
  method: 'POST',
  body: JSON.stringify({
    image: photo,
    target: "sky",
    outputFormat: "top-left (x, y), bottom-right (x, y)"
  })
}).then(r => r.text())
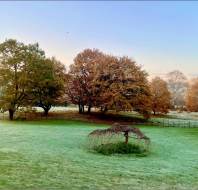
top-left (0, 1), bottom-right (198, 78)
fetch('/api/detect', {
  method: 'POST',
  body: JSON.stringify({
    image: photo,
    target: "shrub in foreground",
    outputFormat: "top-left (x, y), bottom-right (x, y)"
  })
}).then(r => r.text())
top-left (88, 123), bottom-right (150, 156)
top-left (91, 141), bottom-right (149, 156)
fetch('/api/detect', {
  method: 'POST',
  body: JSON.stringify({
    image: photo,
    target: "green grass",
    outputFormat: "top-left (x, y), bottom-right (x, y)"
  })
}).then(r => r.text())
top-left (0, 120), bottom-right (198, 189)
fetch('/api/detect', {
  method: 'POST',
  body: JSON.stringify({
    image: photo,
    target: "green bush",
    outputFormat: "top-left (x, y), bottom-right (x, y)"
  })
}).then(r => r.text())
top-left (93, 142), bottom-right (148, 155)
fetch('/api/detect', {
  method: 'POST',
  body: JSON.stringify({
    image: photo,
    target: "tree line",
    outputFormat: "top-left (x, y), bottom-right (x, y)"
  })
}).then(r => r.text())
top-left (0, 39), bottom-right (197, 120)
top-left (0, 39), bottom-right (66, 120)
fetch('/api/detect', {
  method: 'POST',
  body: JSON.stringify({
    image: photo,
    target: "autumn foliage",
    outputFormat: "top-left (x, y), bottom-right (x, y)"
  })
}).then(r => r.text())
top-left (186, 79), bottom-right (198, 112)
top-left (150, 77), bottom-right (171, 115)
top-left (0, 39), bottom-right (66, 119)
top-left (66, 49), bottom-right (152, 118)
top-left (0, 39), bottom-right (176, 120)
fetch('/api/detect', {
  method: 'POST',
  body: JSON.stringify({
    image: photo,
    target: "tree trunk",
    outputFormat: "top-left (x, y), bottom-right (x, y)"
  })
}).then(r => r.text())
top-left (78, 104), bottom-right (82, 113)
top-left (79, 104), bottom-right (84, 114)
top-left (44, 107), bottom-right (50, 116)
top-left (9, 109), bottom-right (14, 120)
top-left (124, 132), bottom-right (129, 144)
top-left (87, 105), bottom-right (91, 114)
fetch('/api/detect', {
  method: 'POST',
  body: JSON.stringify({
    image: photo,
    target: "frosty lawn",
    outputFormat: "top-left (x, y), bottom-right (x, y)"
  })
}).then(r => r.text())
top-left (0, 120), bottom-right (198, 190)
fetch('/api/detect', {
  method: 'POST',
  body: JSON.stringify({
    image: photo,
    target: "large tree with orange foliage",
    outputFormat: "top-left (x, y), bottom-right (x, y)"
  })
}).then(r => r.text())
top-left (93, 55), bottom-right (151, 118)
top-left (66, 49), bottom-right (104, 113)
top-left (66, 49), bottom-right (151, 118)
top-left (186, 79), bottom-right (198, 112)
top-left (150, 77), bottom-right (171, 115)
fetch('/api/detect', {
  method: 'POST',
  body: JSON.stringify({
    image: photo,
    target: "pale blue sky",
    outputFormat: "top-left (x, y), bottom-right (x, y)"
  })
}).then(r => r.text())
top-left (0, 1), bottom-right (198, 78)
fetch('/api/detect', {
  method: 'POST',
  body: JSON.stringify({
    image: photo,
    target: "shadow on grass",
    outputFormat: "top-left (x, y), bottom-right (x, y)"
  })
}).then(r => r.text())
top-left (13, 111), bottom-right (149, 125)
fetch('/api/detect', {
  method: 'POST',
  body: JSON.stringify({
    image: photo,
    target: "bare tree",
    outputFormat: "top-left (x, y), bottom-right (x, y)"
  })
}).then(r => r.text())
top-left (166, 70), bottom-right (188, 110)
top-left (89, 123), bottom-right (150, 144)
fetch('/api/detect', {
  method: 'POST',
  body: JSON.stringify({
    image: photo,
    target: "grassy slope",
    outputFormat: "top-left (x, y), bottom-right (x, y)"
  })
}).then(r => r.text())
top-left (0, 120), bottom-right (198, 190)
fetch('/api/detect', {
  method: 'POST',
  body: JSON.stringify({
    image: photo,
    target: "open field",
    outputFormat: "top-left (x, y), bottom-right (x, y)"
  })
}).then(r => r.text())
top-left (0, 120), bottom-right (198, 190)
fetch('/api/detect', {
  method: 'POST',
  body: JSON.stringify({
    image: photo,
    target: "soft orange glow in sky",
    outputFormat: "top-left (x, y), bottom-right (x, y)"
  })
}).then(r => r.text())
top-left (0, 1), bottom-right (198, 79)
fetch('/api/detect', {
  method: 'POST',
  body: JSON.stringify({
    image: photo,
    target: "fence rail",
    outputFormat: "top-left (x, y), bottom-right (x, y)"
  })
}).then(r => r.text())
top-left (149, 118), bottom-right (198, 128)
